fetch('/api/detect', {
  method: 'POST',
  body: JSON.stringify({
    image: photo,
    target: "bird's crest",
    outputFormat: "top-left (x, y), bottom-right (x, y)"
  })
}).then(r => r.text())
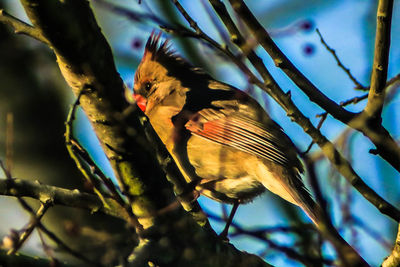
top-left (142, 31), bottom-right (196, 71)
top-left (140, 31), bottom-right (208, 81)
top-left (143, 31), bottom-right (173, 61)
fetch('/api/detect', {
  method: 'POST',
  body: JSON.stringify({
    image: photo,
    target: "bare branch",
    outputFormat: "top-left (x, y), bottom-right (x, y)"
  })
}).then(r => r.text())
top-left (170, 1), bottom-right (375, 265)
top-left (0, 178), bottom-right (129, 219)
top-left (201, 0), bottom-right (400, 223)
top-left (0, 162), bottom-right (100, 265)
top-left (0, 9), bottom-right (48, 44)
top-left (36, 222), bottom-right (100, 266)
top-left (316, 28), bottom-right (365, 90)
top-left (228, 0), bottom-right (400, 173)
top-left (10, 0), bottom-right (272, 265)
top-left (227, 0), bottom-right (356, 123)
top-left (364, 0), bottom-right (394, 120)
top-left (0, 250), bottom-right (64, 267)
top-left (8, 202), bottom-right (50, 255)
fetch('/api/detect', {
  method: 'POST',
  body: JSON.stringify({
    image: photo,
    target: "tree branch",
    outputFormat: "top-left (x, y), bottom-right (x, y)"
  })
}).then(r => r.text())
top-left (0, 250), bottom-right (68, 267)
top-left (0, 9), bottom-right (48, 44)
top-left (6, 0), bottom-right (271, 265)
top-left (227, 0), bottom-right (356, 123)
top-left (364, 0), bottom-right (394, 120)
top-left (228, 0), bottom-right (400, 173)
top-left (8, 202), bottom-right (50, 255)
top-left (316, 28), bottom-right (365, 90)
top-left (199, 0), bottom-right (400, 222)
top-left (0, 178), bottom-right (128, 219)
top-left (20, 0), bottom-right (196, 231)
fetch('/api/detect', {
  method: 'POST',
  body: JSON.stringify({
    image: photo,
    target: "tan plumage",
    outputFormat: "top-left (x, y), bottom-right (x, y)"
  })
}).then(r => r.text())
top-left (133, 33), bottom-right (318, 224)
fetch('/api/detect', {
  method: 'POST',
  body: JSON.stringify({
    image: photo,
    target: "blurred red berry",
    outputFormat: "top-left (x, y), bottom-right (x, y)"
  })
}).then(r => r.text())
top-left (299, 20), bottom-right (314, 32)
top-left (303, 43), bottom-right (315, 55)
top-left (131, 38), bottom-right (142, 50)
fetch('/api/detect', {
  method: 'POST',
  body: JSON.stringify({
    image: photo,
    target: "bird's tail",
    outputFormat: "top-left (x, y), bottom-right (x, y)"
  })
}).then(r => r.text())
top-left (289, 176), bottom-right (370, 266)
top-left (290, 180), bottom-right (320, 226)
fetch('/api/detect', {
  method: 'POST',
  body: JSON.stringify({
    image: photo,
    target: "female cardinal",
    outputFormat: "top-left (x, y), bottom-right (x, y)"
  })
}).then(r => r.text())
top-left (133, 33), bottom-right (318, 229)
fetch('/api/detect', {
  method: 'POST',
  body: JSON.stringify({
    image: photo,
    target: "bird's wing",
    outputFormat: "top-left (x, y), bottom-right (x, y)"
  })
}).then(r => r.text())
top-left (185, 108), bottom-right (302, 171)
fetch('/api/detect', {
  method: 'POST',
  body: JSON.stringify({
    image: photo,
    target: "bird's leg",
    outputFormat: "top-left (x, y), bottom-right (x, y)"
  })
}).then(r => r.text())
top-left (219, 201), bottom-right (239, 240)
top-left (177, 180), bottom-right (201, 204)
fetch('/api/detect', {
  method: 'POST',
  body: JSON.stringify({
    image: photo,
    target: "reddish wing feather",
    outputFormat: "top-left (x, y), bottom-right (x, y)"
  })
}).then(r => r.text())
top-left (186, 112), bottom-right (290, 166)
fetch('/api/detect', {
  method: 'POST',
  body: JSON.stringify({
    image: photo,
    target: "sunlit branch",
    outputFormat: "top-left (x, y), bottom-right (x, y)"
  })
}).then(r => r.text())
top-left (228, 0), bottom-right (400, 173)
top-left (0, 178), bottom-right (128, 219)
top-left (7, 203), bottom-right (50, 255)
top-left (170, 0), bottom-right (400, 231)
top-left (7, 0), bottom-right (272, 265)
top-left (0, 9), bottom-right (48, 44)
top-left (364, 0), bottom-right (394, 120)
top-left (170, 1), bottom-right (374, 265)
top-left (206, 0), bottom-right (400, 232)
top-left (227, 0), bottom-right (356, 123)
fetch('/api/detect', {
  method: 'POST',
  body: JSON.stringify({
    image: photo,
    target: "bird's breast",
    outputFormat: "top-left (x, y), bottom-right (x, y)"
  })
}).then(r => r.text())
top-left (186, 134), bottom-right (266, 203)
top-left (146, 105), bottom-right (181, 149)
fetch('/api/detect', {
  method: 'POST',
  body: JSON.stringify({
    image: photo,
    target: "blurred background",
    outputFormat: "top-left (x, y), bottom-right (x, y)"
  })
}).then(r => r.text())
top-left (1, 0), bottom-right (399, 266)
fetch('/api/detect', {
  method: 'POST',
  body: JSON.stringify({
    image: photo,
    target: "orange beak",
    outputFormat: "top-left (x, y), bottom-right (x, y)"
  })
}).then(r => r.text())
top-left (133, 93), bottom-right (147, 112)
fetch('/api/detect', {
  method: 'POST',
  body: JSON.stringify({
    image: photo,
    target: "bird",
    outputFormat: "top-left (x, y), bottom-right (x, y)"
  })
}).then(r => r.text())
top-left (133, 32), bottom-right (319, 234)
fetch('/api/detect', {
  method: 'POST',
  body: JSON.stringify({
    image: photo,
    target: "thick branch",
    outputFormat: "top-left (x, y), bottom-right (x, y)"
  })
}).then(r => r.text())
top-left (20, 0), bottom-right (194, 231)
top-left (14, 1), bottom-right (270, 265)
top-left (364, 0), bottom-right (394, 120)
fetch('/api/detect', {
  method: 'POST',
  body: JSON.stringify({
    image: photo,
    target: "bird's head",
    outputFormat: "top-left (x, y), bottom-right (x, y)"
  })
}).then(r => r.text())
top-left (133, 32), bottom-right (211, 114)
top-left (133, 32), bottom-right (182, 112)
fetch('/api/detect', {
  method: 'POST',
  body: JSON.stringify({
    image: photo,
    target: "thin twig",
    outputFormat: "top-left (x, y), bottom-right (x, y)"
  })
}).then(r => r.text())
top-left (301, 113), bottom-right (328, 154)
top-left (65, 89), bottom-right (109, 199)
top-left (172, 2), bottom-right (371, 265)
top-left (170, 0), bottom-right (400, 229)
top-left (0, 160), bottom-right (98, 265)
top-left (65, 92), bottom-right (141, 234)
top-left (37, 229), bottom-right (59, 265)
top-left (205, 209), bottom-right (332, 266)
top-left (316, 28), bottom-right (365, 90)
top-left (305, 72), bottom-right (400, 153)
top-left (6, 113), bottom-right (13, 172)
top-left (0, 9), bottom-right (49, 44)
top-left (37, 222), bottom-right (100, 266)
top-left (208, 0), bottom-right (271, 81)
top-left (200, 0), bottom-right (231, 45)
top-left (65, 92), bottom-right (144, 232)
top-left (8, 202), bottom-right (51, 255)
top-left (229, 0), bottom-right (400, 173)
top-left (227, 0), bottom-right (356, 123)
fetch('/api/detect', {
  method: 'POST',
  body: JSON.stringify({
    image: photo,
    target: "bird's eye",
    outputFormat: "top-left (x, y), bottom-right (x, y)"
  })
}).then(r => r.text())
top-left (144, 82), bottom-right (152, 91)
